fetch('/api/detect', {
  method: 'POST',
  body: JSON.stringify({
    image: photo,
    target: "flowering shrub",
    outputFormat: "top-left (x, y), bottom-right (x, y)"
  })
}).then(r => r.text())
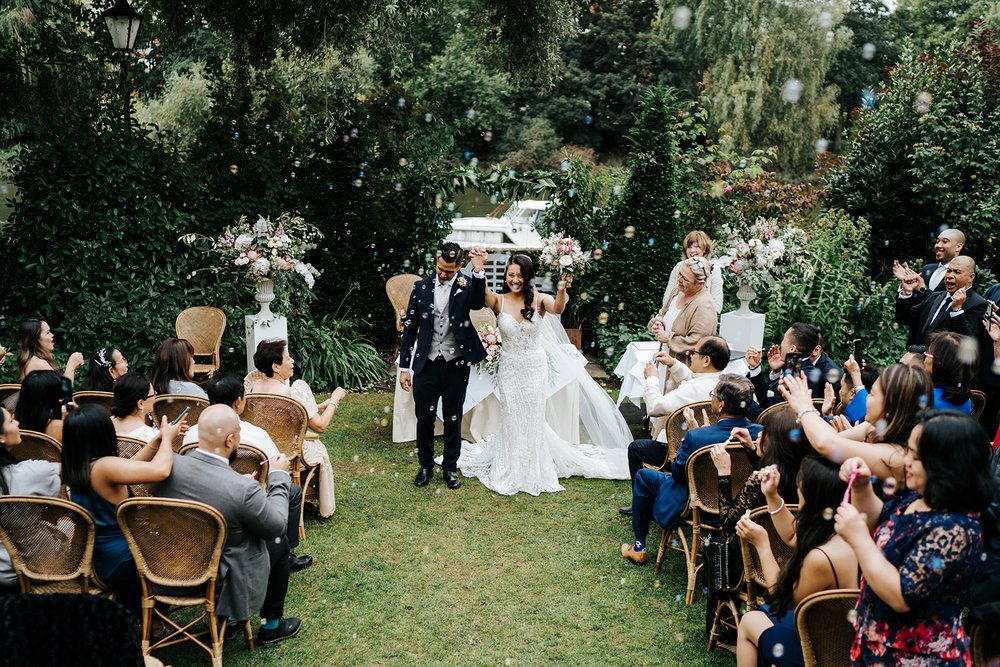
top-left (476, 323), bottom-right (502, 375)
top-left (715, 217), bottom-right (811, 291)
top-left (539, 233), bottom-right (590, 275)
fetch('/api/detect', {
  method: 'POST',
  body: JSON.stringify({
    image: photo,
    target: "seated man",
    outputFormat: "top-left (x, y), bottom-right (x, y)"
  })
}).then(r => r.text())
top-left (746, 322), bottom-right (841, 408)
top-left (183, 373), bottom-right (312, 572)
top-left (621, 374), bottom-right (761, 564)
top-left (153, 405), bottom-right (302, 645)
top-left (617, 336), bottom-right (730, 517)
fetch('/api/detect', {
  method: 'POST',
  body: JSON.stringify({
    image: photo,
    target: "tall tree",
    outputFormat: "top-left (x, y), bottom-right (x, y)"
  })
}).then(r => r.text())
top-left (893, 0), bottom-right (1000, 50)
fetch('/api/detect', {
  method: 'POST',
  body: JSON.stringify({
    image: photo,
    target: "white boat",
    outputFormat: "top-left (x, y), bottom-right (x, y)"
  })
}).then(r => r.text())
top-left (445, 200), bottom-right (550, 251)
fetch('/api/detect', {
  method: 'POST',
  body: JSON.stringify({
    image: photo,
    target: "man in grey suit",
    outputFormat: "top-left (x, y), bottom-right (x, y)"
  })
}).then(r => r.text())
top-left (153, 405), bottom-right (302, 645)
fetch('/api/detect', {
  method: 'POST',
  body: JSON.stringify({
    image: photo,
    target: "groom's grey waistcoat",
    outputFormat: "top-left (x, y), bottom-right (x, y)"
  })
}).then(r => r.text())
top-left (427, 295), bottom-right (459, 362)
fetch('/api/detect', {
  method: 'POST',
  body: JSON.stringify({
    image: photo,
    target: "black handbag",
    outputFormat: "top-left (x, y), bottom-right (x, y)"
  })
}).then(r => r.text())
top-left (703, 535), bottom-right (743, 593)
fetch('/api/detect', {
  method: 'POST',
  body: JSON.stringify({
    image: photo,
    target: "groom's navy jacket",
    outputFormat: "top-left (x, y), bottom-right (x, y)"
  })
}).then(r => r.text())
top-left (399, 272), bottom-right (487, 374)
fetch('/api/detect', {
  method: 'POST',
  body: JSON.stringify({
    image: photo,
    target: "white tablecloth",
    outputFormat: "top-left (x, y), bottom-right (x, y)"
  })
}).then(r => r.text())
top-left (612, 341), bottom-right (751, 407)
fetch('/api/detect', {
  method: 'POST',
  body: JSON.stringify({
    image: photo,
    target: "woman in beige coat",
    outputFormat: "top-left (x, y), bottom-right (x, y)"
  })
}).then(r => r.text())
top-left (653, 256), bottom-right (718, 367)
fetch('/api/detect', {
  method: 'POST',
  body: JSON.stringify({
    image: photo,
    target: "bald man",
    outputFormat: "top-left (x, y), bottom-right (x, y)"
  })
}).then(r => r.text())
top-left (152, 405), bottom-right (303, 646)
top-left (895, 255), bottom-right (989, 346)
top-left (920, 228), bottom-right (966, 292)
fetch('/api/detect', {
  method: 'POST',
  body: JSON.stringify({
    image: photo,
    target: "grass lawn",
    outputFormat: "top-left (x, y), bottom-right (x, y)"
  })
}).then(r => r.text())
top-left (155, 390), bottom-right (734, 666)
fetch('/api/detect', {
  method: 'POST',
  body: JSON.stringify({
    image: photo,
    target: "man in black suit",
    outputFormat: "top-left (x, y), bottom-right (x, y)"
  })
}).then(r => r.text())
top-left (893, 228), bottom-right (966, 293)
top-left (399, 242), bottom-right (488, 490)
top-left (895, 255), bottom-right (988, 347)
top-left (746, 322), bottom-right (842, 408)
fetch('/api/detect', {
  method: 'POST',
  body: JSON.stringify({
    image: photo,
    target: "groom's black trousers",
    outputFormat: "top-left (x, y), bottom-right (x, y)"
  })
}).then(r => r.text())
top-left (413, 356), bottom-right (471, 472)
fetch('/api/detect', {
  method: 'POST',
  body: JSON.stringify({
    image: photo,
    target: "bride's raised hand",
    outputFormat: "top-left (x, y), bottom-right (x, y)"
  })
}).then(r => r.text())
top-left (469, 246), bottom-right (487, 273)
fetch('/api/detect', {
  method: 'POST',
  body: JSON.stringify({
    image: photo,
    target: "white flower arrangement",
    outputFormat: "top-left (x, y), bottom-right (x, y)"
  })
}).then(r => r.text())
top-left (715, 217), bottom-right (811, 291)
top-left (540, 233), bottom-right (590, 275)
top-left (213, 212), bottom-right (322, 289)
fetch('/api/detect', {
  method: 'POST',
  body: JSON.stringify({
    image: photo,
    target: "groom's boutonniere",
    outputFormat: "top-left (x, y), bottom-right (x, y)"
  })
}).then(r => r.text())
top-left (456, 276), bottom-right (468, 288)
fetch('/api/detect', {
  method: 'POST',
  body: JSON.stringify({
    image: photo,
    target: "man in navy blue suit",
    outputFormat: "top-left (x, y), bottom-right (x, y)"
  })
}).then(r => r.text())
top-left (621, 374), bottom-right (761, 564)
top-left (399, 242), bottom-right (488, 490)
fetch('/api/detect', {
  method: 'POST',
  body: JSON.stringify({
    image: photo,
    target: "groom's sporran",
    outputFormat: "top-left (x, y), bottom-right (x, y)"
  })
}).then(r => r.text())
top-left (398, 243), bottom-right (488, 489)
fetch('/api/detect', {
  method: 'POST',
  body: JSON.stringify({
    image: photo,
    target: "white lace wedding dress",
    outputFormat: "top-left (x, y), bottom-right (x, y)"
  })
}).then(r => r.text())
top-left (457, 309), bottom-right (631, 496)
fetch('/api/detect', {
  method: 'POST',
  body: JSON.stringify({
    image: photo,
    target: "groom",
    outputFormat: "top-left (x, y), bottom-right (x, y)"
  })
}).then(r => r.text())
top-left (399, 242), bottom-right (488, 489)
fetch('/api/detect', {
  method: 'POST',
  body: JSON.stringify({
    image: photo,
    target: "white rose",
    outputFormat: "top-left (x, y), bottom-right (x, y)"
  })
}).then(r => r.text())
top-left (558, 255), bottom-right (574, 267)
top-left (253, 258), bottom-right (270, 275)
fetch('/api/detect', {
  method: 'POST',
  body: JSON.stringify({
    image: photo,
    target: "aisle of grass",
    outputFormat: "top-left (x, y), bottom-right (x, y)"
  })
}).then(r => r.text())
top-left (157, 391), bottom-right (734, 666)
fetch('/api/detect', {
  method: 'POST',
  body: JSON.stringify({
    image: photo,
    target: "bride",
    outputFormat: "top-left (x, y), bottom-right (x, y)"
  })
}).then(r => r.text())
top-left (457, 254), bottom-right (631, 495)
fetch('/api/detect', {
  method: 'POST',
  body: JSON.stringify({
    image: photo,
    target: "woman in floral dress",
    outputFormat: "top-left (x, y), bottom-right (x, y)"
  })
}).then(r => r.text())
top-left (834, 410), bottom-right (994, 666)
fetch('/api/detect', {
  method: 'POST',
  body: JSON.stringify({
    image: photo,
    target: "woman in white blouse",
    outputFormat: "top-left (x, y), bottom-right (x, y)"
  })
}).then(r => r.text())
top-left (110, 372), bottom-right (159, 442)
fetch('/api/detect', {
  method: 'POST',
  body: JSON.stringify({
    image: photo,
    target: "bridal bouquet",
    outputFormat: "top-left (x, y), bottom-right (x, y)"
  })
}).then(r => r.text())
top-left (540, 233), bottom-right (590, 275)
top-left (714, 217), bottom-right (810, 291)
top-left (476, 323), bottom-right (502, 375)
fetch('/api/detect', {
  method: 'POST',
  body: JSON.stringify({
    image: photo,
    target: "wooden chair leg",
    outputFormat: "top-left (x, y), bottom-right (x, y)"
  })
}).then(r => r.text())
top-left (244, 620), bottom-right (255, 651)
top-left (208, 609), bottom-right (222, 667)
top-left (654, 527), bottom-right (668, 573)
top-left (686, 523), bottom-right (702, 604)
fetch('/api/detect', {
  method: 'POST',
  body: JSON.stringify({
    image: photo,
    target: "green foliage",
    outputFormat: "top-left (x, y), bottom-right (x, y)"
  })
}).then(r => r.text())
top-left (288, 313), bottom-right (387, 391)
top-left (594, 322), bottom-right (654, 374)
top-left (825, 25), bottom-right (1000, 276)
top-left (501, 117), bottom-right (562, 171)
top-left (588, 87), bottom-right (683, 336)
top-left (848, 279), bottom-right (909, 366)
top-left (894, 0), bottom-right (1000, 50)
top-left (135, 64), bottom-right (213, 154)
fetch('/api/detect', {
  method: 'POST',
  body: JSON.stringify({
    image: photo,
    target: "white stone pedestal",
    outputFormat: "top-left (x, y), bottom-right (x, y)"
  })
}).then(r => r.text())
top-left (719, 310), bottom-right (765, 358)
top-left (245, 314), bottom-right (288, 374)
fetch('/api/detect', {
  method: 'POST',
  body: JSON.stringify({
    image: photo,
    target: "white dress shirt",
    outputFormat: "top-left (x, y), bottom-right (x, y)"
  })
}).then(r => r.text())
top-left (643, 361), bottom-right (722, 442)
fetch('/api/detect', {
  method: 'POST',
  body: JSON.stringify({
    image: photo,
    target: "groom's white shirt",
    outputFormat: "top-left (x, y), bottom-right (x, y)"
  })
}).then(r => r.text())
top-left (644, 361), bottom-right (722, 442)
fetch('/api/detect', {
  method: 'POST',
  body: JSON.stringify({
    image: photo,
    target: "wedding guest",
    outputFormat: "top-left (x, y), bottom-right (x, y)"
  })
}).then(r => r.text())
top-left (619, 337), bottom-right (731, 516)
top-left (900, 344), bottom-right (928, 369)
top-left (924, 332), bottom-right (975, 414)
top-left (621, 374), bottom-right (760, 564)
top-left (893, 228), bottom-right (965, 294)
top-left (975, 290), bottom-right (1000, 432)
top-left (15, 318), bottom-right (83, 383)
top-left (835, 411), bottom-right (993, 665)
top-left (780, 364), bottom-right (931, 481)
top-left (736, 457), bottom-right (859, 667)
top-left (62, 404), bottom-right (178, 612)
top-left (895, 255), bottom-right (988, 346)
top-left (150, 338), bottom-right (207, 399)
top-left (248, 339), bottom-right (344, 518)
top-left (0, 407), bottom-right (61, 593)
top-left (822, 355), bottom-right (880, 425)
top-left (14, 370), bottom-right (66, 441)
top-left (747, 322), bottom-right (842, 408)
top-left (969, 442), bottom-right (1000, 627)
top-left (660, 230), bottom-right (724, 313)
top-left (649, 256), bottom-right (718, 368)
top-left (110, 372), bottom-right (159, 442)
top-left (79, 347), bottom-right (129, 392)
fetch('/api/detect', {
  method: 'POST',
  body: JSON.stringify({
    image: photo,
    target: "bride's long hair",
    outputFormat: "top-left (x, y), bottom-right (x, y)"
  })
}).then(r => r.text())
top-left (503, 255), bottom-right (536, 321)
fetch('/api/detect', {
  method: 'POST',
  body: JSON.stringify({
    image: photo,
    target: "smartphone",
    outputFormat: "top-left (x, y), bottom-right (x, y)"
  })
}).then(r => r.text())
top-left (853, 338), bottom-right (863, 365)
top-left (170, 406), bottom-right (191, 426)
top-left (987, 300), bottom-right (997, 322)
top-left (783, 352), bottom-right (803, 376)
top-left (59, 376), bottom-right (75, 412)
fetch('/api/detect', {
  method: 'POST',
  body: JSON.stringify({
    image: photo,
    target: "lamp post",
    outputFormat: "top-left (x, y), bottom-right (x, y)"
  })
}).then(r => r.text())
top-left (101, 0), bottom-right (142, 125)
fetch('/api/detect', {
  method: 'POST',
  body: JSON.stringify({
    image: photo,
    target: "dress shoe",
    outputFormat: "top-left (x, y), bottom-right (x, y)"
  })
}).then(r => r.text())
top-left (621, 543), bottom-right (648, 565)
top-left (222, 620), bottom-right (242, 642)
top-left (257, 617), bottom-right (302, 645)
top-left (442, 470), bottom-right (461, 489)
top-left (414, 467), bottom-right (434, 487)
top-left (618, 506), bottom-right (632, 517)
top-left (289, 553), bottom-right (313, 572)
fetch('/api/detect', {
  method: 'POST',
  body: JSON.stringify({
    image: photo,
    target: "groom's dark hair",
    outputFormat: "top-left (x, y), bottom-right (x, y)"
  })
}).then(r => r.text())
top-left (438, 242), bottom-right (465, 266)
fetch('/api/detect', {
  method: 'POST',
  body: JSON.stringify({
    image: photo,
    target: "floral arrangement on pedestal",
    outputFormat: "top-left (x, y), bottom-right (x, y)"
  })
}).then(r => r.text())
top-left (715, 217), bottom-right (811, 302)
top-left (540, 233), bottom-right (591, 277)
top-left (476, 323), bottom-right (502, 375)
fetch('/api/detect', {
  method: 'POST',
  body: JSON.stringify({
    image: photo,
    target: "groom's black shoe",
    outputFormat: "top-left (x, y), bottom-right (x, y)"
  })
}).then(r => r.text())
top-left (618, 506), bottom-right (632, 517)
top-left (442, 470), bottom-right (461, 490)
top-left (414, 467), bottom-right (434, 487)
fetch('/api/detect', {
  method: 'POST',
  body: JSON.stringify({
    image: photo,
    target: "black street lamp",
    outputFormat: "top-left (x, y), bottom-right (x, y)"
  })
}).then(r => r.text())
top-left (101, 0), bottom-right (142, 124)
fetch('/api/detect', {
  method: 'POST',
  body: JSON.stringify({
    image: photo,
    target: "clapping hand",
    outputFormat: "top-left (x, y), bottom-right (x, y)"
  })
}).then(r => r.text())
top-left (951, 286), bottom-right (967, 311)
top-left (766, 345), bottom-right (783, 372)
top-left (891, 260), bottom-right (911, 283)
top-left (0, 345), bottom-right (7, 365)
top-left (985, 309), bottom-right (1000, 343)
top-left (822, 381), bottom-right (836, 416)
top-left (746, 346), bottom-right (762, 370)
top-left (778, 371), bottom-right (813, 414)
top-left (682, 406), bottom-right (710, 432)
top-left (830, 414), bottom-right (852, 432)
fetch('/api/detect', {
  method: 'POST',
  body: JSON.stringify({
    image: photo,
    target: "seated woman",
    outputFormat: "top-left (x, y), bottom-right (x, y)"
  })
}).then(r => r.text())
top-left (736, 457), bottom-right (860, 666)
top-left (649, 256), bottom-right (718, 368)
top-left (110, 372), bottom-right (159, 442)
top-left (14, 370), bottom-right (66, 442)
top-left (0, 407), bottom-right (61, 593)
top-left (149, 338), bottom-right (207, 399)
top-left (61, 404), bottom-right (178, 611)
top-left (78, 347), bottom-right (129, 393)
top-left (661, 230), bottom-right (724, 313)
top-left (823, 355), bottom-right (880, 425)
top-left (16, 318), bottom-right (84, 383)
top-left (835, 411), bottom-right (993, 665)
top-left (780, 363), bottom-right (932, 481)
top-left (247, 339), bottom-right (345, 518)
top-left (924, 332), bottom-right (974, 414)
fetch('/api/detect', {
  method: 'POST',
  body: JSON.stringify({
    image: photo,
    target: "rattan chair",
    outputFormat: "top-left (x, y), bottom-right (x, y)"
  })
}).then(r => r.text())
top-left (740, 504), bottom-right (801, 609)
top-left (0, 496), bottom-right (98, 594)
top-left (971, 389), bottom-right (987, 421)
top-left (242, 393), bottom-right (309, 536)
top-left (151, 395), bottom-right (209, 449)
top-left (972, 620), bottom-right (1000, 666)
top-left (796, 588), bottom-right (861, 667)
top-left (386, 274), bottom-right (421, 358)
top-left (117, 497), bottom-right (251, 666)
top-left (645, 400), bottom-right (719, 472)
top-left (0, 382), bottom-right (21, 407)
top-left (175, 307), bottom-right (227, 379)
top-left (470, 307), bottom-right (498, 331)
top-left (655, 445), bottom-right (754, 605)
top-left (11, 429), bottom-right (62, 463)
top-left (756, 399), bottom-right (825, 426)
top-left (72, 390), bottom-right (115, 413)
top-left (116, 435), bottom-right (154, 497)
top-left (179, 442), bottom-right (269, 488)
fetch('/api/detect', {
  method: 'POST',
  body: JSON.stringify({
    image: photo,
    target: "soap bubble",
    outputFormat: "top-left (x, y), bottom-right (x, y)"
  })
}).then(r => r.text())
top-left (861, 42), bottom-right (876, 60)
top-left (229, 164), bottom-right (238, 174)
top-left (782, 79), bottom-right (804, 104)
top-left (483, 131), bottom-right (493, 142)
top-left (465, 108), bottom-right (475, 120)
top-left (424, 112), bottom-right (433, 122)
top-left (672, 5), bottom-right (692, 30)
top-left (874, 419), bottom-right (888, 436)
top-left (882, 477), bottom-right (897, 496)
top-left (624, 226), bottom-right (636, 238)
top-left (822, 507), bottom-right (834, 520)
top-left (598, 312), bottom-right (609, 325)
top-left (815, 138), bottom-right (829, 155)
top-left (914, 91), bottom-right (932, 114)
top-left (772, 643), bottom-right (785, 659)
top-left (957, 337), bottom-right (979, 364)
top-left (584, 115), bottom-right (593, 125)
top-left (789, 428), bottom-right (802, 443)
top-left (847, 609), bottom-right (858, 623)
top-left (593, 249), bottom-right (604, 260)
top-left (397, 97), bottom-right (407, 107)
